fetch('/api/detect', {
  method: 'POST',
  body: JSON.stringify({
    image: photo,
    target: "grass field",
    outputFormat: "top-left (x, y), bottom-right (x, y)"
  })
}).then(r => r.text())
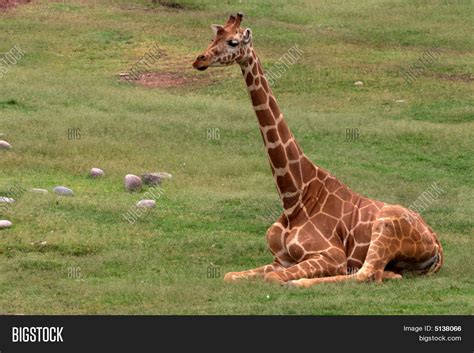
top-left (0, 0), bottom-right (473, 314)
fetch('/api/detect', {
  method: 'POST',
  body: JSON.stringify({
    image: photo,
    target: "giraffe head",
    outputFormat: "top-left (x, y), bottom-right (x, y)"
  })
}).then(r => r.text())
top-left (192, 13), bottom-right (253, 71)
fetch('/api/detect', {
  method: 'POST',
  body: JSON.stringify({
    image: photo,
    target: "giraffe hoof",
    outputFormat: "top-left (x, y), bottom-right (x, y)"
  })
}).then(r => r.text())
top-left (285, 279), bottom-right (308, 288)
top-left (382, 271), bottom-right (403, 280)
top-left (264, 272), bottom-right (284, 285)
top-left (224, 272), bottom-right (247, 282)
top-left (284, 280), bottom-right (300, 288)
top-left (224, 272), bottom-right (239, 282)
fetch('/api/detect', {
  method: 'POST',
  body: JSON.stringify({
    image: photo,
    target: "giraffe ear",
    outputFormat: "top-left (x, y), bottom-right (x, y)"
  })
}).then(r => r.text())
top-left (211, 24), bottom-right (224, 36)
top-left (243, 28), bottom-right (252, 44)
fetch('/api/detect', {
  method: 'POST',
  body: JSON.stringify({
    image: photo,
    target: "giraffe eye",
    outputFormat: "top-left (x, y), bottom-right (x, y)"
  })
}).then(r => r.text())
top-left (227, 40), bottom-right (239, 47)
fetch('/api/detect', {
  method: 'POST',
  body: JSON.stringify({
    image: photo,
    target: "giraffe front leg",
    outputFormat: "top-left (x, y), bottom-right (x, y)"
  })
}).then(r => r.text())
top-left (224, 262), bottom-right (284, 282)
top-left (263, 252), bottom-right (346, 285)
top-left (225, 219), bottom-right (289, 282)
top-left (288, 270), bottom-right (403, 288)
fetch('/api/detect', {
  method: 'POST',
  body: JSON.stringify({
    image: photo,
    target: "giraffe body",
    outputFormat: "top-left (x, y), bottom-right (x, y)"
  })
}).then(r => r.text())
top-left (193, 14), bottom-right (443, 287)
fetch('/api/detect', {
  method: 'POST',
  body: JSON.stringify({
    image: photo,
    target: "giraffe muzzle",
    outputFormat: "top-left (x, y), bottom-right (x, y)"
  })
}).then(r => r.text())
top-left (193, 55), bottom-right (209, 71)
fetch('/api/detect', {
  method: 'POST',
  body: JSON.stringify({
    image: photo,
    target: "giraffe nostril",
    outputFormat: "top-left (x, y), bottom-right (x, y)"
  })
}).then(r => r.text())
top-left (198, 55), bottom-right (206, 61)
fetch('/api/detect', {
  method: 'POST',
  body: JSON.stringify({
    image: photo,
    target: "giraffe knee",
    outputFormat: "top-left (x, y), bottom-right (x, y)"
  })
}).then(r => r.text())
top-left (266, 223), bottom-right (285, 255)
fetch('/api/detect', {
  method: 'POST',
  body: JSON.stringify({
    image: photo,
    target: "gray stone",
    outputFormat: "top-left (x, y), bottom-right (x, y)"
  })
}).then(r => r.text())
top-left (0, 197), bottom-right (15, 203)
top-left (0, 140), bottom-right (12, 149)
top-left (136, 199), bottom-right (156, 208)
top-left (141, 173), bottom-right (163, 186)
top-left (125, 174), bottom-right (142, 192)
top-left (0, 220), bottom-right (12, 229)
top-left (53, 186), bottom-right (74, 196)
top-left (31, 188), bottom-right (48, 194)
top-left (142, 172), bottom-right (172, 186)
top-left (90, 168), bottom-right (105, 178)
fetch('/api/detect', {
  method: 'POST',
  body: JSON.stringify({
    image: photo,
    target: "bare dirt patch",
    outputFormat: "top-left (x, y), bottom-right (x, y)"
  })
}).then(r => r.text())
top-left (433, 72), bottom-right (473, 82)
top-left (151, 0), bottom-right (184, 10)
top-left (0, 0), bottom-right (31, 11)
top-left (119, 71), bottom-right (208, 88)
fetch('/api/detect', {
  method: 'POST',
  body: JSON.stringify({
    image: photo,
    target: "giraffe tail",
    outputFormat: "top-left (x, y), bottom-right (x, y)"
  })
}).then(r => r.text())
top-left (387, 229), bottom-right (443, 275)
top-left (427, 231), bottom-right (444, 275)
top-left (410, 226), bottom-right (444, 275)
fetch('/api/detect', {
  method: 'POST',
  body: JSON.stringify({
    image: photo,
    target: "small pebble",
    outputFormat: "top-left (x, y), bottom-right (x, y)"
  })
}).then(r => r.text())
top-left (31, 240), bottom-right (47, 246)
top-left (53, 186), bottom-right (74, 196)
top-left (31, 188), bottom-right (48, 194)
top-left (136, 199), bottom-right (156, 208)
top-left (0, 220), bottom-right (12, 229)
top-left (354, 81), bottom-right (364, 86)
top-left (90, 168), bottom-right (105, 178)
top-left (124, 174), bottom-right (142, 192)
top-left (0, 197), bottom-right (15, 203)
top-left (0, 140), bottom-right (12, 149)
top-left (395, 99), bottom-right (406, 103)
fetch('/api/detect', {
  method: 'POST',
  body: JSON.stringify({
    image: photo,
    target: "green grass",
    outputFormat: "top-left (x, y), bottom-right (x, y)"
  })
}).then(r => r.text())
top-left (0, 0), bottom-right (473, 314)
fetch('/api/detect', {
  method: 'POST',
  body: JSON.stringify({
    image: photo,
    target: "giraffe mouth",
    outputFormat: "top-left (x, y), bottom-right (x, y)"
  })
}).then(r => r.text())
top-left (192, 58), bottom-right (209, 71)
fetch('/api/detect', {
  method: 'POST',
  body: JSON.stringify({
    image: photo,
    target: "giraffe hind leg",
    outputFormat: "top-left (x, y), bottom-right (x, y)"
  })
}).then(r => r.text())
top-left (357, 205), bottom-right (441, 282)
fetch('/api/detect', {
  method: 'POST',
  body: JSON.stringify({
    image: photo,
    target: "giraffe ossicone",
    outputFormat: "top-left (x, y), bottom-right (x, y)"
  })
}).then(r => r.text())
top-left (192, 13), bottom-right (443, 287)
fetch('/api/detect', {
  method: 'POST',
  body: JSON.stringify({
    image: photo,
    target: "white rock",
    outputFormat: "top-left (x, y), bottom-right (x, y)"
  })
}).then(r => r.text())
top-left (53, 186), bottom-right (74, 196)
top-left (395, 99), bottom-right (406, 103)
top-left (125, 174), bottom-right (142, 192)
top-left (0, 140), bottom-right (12, 149)
top-left (157, 172), bottom-right (172, 180)
top-left (354, 81), bottom-right (364, 86)
top-left (136, 199), bottom-right (156, 208)
top-left (31, 188), bottom-right (48, 194)
top-left (0, 197), bottom-right (15, 203)
top-left (0, 220), bottom-right (12, 229)
top-left (90, 168), bottom-right (105, 178)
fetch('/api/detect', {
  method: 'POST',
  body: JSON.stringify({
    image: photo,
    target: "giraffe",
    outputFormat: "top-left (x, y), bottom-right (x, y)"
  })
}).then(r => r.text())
top-left (192, 13), bottom-right (443, 287)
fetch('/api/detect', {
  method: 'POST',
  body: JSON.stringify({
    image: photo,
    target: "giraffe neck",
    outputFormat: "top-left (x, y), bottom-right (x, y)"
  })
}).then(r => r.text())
top-left (239, 47), bottom-right (319, 212)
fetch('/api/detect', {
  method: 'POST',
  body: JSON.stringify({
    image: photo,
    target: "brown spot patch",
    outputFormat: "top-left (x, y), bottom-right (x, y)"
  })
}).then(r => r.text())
top-left (286, 142), bottom-right (300, 161)
top-left (255, 109), bottom-right (274, 127)
top-left (288, 243), bottom-right (305, 261)
top-left (301, 156), bottom-right (317, 183)
top-left (276, 173), bottom-right (297, 193)
top-left (266, 128), bottom-right (279, 143)
top-left (268, 144), bottom-right (287, 169)
top-left (250, 87), bottom-right (267, 106)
